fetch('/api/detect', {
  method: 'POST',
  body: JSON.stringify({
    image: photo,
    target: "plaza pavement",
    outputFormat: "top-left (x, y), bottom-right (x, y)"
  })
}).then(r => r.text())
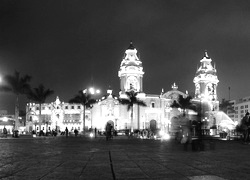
top-left (0, 134), bottom-right (250, 180)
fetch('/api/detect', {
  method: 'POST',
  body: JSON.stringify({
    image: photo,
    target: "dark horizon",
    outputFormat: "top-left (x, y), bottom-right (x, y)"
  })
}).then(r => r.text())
top-left (0, 0), bottom-right (250, 114)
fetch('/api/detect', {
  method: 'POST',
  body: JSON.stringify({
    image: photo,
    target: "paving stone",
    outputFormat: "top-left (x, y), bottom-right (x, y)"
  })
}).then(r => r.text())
top-left (113, 161), bottom-right (138, 168)
top-left (189, 175), bottom-right (226, 180)
top-left (0, 137), bottom-right (250, 179)
top-left (115, 167), bottom-right (149, 179)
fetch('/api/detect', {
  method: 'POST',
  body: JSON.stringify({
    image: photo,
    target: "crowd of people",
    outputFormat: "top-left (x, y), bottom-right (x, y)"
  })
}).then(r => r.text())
top-left (4, 115), bottom-right (249, 143)
top-left (30, 127), bottom-right (79, 138)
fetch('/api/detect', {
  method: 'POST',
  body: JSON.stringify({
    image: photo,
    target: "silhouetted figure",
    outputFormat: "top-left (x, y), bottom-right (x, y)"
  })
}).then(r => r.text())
top-left (241, 112), bottom-right (250, 144)
top-left (106, 123), bottom-right (111, 141)
top-left (3, 126), bottom-right (7, 138)
top-left (110, 125), bottom-right (113, 139)
top-left (65, 127), bottom-right (69, 138)
top-left (39, 130), bottom-right (44, 136)
top-left (94, 128), bottom-right (97, 138)
top-left (74, 128), bottom-right (78, 137)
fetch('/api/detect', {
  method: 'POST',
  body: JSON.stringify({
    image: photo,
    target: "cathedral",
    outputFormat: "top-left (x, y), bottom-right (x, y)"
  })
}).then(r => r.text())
top-left (25, 42), bottom-right (220, 134)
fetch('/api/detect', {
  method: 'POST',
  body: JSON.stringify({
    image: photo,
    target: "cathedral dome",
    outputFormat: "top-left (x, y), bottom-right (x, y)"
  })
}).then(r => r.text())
top-left (195, 51), bottom-right (217, 76)
top-left (161, 83), bottom-right (187, 101)
top-left (119, 41), bottom-right (143, 68)
top-left (127, 41), bottom-right (135, 49)
top-left (118, 42), bottom-right (144, 93)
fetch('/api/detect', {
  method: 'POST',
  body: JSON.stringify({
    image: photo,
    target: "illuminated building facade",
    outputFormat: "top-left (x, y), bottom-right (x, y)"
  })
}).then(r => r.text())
top-left (193, 50), bottom-right (219, 112)
top-left (192, 51), bottom-right (220, 118)
top-left (228, 97), bottom-right (250, 123)
top-left (25, 42), bottom-right (220, 134)
top-left (0, 113), bottom-right (15, 134)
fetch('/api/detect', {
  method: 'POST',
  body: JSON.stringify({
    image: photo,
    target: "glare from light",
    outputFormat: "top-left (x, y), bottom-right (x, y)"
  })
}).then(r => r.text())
top-left (3, 117), bottom-right (8, 122)
top-left (84, 87), bottom-right (100, 95)
top-left (162, 133), bottom-right (170, 140)
top-left (89, 132), bottom-right (94, 138)
top-left (89, 87), bottom-right (94, 94)
top-left (159, 130), bottom-right (164, 136)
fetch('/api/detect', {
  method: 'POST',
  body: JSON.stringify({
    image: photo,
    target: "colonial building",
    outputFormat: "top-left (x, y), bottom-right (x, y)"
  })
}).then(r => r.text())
top-left (25, 42), bottom-right (221, 134)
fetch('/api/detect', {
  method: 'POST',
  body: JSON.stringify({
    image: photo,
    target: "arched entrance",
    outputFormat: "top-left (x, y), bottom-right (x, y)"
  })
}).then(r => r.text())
top-left (170, 116), bottom-right (179, 133)
top-left (106, 120), bottom-right (114, 129)
top-left (149, 120), bottom-right (157, 133)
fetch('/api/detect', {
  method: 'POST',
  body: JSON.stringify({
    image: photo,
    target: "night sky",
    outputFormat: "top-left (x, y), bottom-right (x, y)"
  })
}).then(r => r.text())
top-left (1, 0), bottom-right (250, 114)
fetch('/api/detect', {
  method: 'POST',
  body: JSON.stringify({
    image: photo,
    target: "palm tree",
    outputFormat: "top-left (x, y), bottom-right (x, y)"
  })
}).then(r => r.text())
top-left (69, 90), bottom-right (96, 134)
top-left (27, 84), bottom-right (54, 132)
top-left (119, 91), bottom-right (146, 132)
top-left (170, 100), bottom-right (180, 109)
top-left (0, 71), bottom-right (31, 130)
top-left (171, 95), bottom-right (196, 116)
top-left (219, 99), bottom-right (234, 114)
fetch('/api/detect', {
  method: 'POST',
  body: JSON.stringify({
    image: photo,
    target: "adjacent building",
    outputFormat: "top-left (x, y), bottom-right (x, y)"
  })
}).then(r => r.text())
top-left (227, 97), bottom-right (250, 123)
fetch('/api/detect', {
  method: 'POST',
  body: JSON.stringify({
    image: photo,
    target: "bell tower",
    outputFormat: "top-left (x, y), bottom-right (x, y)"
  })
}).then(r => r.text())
top-left (193, 51), bottom-right (219, 111)
top-left (118, 41), bottom-right (144, 95)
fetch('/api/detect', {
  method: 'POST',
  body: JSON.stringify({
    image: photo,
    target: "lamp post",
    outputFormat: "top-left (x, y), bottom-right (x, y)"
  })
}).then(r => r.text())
top-left (82, 87), bottom-right (100, 135)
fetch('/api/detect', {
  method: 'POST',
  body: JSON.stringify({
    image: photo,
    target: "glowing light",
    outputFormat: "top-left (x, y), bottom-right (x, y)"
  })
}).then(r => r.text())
top-left (89, 87), bottom-right (95, 94)
top-left (107, 89), bottom-right (112, 94)
top-left (159, 130), bottom-right (164, 136)
top-left (84, 87), bottom-right (100, 95)
top-left (89, 132), bottom-right (94, 138)
top-left (162, 133), bottom-right (170, 140)
top-left (3, 117), bottom-right (8, 122)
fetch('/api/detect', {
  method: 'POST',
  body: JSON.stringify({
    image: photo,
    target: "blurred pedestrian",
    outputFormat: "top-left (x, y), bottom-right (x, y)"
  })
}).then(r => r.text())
top-left (180, 116), bottom-right (192, 151)
top-left (240, 112), bottom-right (250, 144)
top-left (74, 128), bottom-right (78, 137)
top-left (65, 127), bottom-right (69, 138)
top-left (110, 125), bottom-right (114, 139)
top-left (106, 123), bottom-right (111, 141)
top-left (94, 127), bottom-right (97, 138)
top-left (3, 126), bottom-right (7, 138)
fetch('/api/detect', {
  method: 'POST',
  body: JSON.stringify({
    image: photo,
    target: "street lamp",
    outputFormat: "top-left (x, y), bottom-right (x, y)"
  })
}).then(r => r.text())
top-left (82, 87), bottom-right (100, 135)
top-left (83, 87), bottom-right (100, 95)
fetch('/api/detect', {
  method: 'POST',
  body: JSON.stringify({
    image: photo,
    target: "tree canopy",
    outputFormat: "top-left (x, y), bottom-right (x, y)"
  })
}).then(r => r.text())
top-left (0, 71), bottom-right (31, 95)
top-left (69, 90), bottom-right (96, 108)
top-left (28, 84), bottom-right (54, 104)
top-left (119, 91), bottom-right (146, 110)
top-left (170, 95), bottom-right (196, 115)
